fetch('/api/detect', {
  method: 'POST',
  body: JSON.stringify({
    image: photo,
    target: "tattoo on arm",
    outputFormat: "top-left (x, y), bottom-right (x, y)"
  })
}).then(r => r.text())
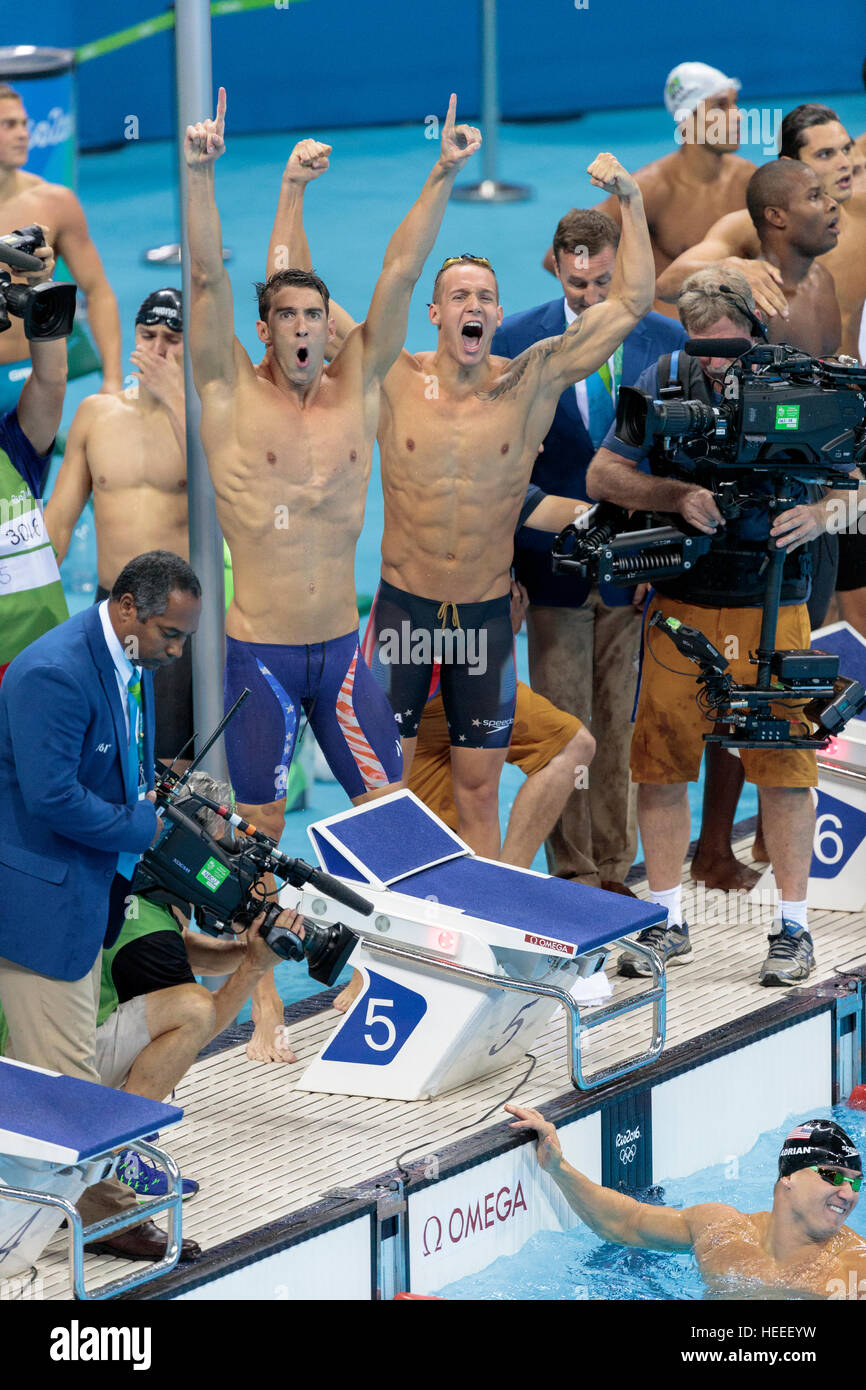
top-left (476, 339), bottom-right (558, 401)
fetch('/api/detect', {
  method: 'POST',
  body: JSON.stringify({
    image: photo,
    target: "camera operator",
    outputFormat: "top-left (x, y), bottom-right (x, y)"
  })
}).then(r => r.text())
top-left (0, 232), bottom-right (69, 688)
top-left (0, 82), bottom-right (122, 403)
top-left (586, 268), bottom-right (856, 986)
top-left (0, 550), bottom-right (201, 1259)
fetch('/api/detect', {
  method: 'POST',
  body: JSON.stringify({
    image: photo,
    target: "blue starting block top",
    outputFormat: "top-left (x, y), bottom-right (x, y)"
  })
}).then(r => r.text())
top-left (0, 1059), bottom-right (182, 1164)
top-left (813, 622), bottom-right (866, 690)
top-left (311, 792), bottom-right (665, 954)
top-left (396, 858), bottom-right (664, 954)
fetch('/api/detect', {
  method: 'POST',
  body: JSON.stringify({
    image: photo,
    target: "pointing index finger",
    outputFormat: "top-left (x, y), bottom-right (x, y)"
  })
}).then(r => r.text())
top-left (215, 85), bottom-right (227, 130)
top-left (444, 92), bottom-right (457, 131)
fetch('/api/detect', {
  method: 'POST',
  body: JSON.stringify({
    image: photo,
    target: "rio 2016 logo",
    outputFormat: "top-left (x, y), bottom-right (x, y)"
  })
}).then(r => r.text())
top-left (28, 108), bottom-right (74, 149)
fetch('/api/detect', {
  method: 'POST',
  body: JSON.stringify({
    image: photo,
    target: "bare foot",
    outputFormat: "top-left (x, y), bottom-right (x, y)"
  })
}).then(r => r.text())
top-left (245, 1021), bottom-right (296, 1064)
top-left (690, 856), bottom-right (761, 892)
top-left (333, 968), bottom-right (363, 1014)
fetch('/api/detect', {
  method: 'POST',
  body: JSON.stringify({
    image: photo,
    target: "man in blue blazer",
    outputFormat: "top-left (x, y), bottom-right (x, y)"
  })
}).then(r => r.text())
top-left (0, 549), bottom-right (201, 1255)
top-left (492, 209), bottom-right (685, 892)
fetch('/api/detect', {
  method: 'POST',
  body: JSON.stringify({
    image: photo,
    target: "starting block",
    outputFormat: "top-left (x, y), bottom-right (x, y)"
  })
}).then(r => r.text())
top-left (287, 791), bottom-right (667, 1101)
top-left (0, 1057), bottom-right (184, 1299)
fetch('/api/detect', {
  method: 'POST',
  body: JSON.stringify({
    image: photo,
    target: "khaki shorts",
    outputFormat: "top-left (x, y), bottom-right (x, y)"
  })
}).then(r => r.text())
top-left (630, 595), bottom-right (818, 788)
top-left (409, 680), bottom-right (582, 830)
top-left (94, 995), bottom-right (151, 1089)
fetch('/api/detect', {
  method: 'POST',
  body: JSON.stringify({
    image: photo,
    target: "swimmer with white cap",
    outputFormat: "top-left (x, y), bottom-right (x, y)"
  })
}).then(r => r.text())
top-left (543, 61), bottom-right (756, 319)
top-left (507, 1107), bottom-right (866, 1298)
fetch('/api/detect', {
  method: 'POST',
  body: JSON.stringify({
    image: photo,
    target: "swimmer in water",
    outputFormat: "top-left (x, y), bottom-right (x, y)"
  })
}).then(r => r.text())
top-left (507, 1107), bottom-right (866, 1298)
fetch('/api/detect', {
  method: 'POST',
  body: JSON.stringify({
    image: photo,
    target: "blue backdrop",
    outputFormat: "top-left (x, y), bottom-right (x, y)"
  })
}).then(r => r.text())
top-left (9, 0), bottom-right (866, 150)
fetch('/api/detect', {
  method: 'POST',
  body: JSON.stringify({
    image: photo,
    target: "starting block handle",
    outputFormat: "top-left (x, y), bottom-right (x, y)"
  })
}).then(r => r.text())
top-left (0, 1141), bottom-right (183, 1300)
top-left (362, 936), bottom-right (665, 1092)
top-left (816, 762), bottom-right (866, 784)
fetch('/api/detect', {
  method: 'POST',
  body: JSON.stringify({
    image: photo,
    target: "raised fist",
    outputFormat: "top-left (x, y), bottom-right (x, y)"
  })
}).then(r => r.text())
top-left (587, 152), bottom-right (638, 199)
top-left (285, 138), bottom-right (333, 185)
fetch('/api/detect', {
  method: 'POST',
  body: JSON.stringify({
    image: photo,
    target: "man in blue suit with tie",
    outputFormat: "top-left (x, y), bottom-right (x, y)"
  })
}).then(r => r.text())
top-left (492, 210), bottom-right (685, 892)
top-left (0, 548), bottom-right (202, 1258)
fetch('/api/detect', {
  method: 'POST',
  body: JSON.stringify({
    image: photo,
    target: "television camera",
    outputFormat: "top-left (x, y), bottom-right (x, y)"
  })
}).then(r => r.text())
top-left (552, 339), bottom-right (866, 749)
top-left (132, 695), bottom-right (373, 986)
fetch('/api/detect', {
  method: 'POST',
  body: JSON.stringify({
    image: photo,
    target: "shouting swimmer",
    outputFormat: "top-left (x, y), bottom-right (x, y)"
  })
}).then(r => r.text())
top-left (273, 141), bottom-right (654, 862)
top-left (185, 88), bottom-right (481, 1059)
top-left (508, 1107), bottom-right (866, 1299)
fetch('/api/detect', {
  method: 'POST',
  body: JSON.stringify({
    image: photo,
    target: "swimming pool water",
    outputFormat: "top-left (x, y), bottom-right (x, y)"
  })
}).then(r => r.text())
top-left (435, 1106), bottom-right (866, 1300)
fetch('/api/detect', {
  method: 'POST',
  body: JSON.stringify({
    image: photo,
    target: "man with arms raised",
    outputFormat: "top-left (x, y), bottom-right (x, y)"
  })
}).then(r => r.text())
top-left (508, 1106), bottom-right (865, 1298)
top-left (542, 63), bottom-right (755, 319)
top-left (45, 290), bottom-right (193, 765)
top-left (0, 82), bottom-right (122, 404)
top-left (276, 143), bottom-right (655, 859)
top-left (185, 89), bottom-right (480, 1059)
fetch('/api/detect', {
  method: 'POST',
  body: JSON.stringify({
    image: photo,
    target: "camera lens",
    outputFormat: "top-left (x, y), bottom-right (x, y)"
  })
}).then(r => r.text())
top-left (4, 281), bottom-right (77, 341)
top-left (303, 921), bottom-right (358, 987)
top-left (258, 911), bottom-right (357, 985)
top-left (650, 399), bottom-right (717, 439)
top-left (615, 388), bottom-right (718, 446)
top-left (615, 386), bottom-right (653, 446)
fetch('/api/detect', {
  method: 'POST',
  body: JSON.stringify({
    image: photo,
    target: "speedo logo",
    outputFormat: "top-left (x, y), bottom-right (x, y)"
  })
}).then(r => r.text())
top-left (523, 933), bottom-right (574, 955)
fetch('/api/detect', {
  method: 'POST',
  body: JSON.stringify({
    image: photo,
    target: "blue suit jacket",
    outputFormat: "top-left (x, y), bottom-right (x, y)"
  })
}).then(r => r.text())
top-left (0, 605), bottom-right (157, 980)
top-left (492, 300), bottom-right (686, 606)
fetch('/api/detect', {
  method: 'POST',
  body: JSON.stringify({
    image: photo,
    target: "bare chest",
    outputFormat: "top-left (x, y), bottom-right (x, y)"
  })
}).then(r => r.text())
top-left (770, 274), bottom-right (839, 356)
top-left (233, 406), bottom-right (369, 511)
top-left (89, 410), bottom-right (185, 494)
top-left (0, 185), bottom-right (53, 239)
top-left (652, 176), bottom-right (745, 263)
top-left (384, 380), bottom-right (526, 500)
top-left (824, 222), bottom-right (866, 309)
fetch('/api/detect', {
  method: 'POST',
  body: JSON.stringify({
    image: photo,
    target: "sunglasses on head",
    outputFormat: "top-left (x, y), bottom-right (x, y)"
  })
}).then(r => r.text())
top-left (438, 253), bottom-right (493, 271)
top-left (806, 1165), bottom-right (862, 1192)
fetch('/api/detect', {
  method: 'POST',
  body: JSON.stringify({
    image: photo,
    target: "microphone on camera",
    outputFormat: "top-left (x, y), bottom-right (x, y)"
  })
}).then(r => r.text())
top-left (683, 338), bottom-right (752, 359)
top-left (718, 284), bottom-right (768, 341)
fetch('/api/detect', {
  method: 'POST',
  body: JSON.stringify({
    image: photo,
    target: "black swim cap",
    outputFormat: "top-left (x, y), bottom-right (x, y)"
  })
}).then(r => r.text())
top-left (778, 1119), bottom-right (862, 1179)
top-left (135, 288), bottom-right (183, 333)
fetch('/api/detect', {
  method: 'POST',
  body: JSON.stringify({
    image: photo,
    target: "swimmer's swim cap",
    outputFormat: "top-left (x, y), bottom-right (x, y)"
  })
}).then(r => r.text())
top-left (777, 1119), bottom-right (862, 1179)
top-left (136, 287), bottom-right (183, 333)
top-left (664, 62), bottom-right (741, 124)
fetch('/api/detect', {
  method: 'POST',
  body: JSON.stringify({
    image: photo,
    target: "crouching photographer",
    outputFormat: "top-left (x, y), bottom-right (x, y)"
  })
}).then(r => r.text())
top-left (0, 772), bottom-right (298, 1259)
top-left (585, 267), bottom-right (861, 987)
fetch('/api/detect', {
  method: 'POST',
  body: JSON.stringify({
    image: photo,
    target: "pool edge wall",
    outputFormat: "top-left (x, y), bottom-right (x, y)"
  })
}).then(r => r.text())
top-left (120, 974), bottom-right (863, 1301)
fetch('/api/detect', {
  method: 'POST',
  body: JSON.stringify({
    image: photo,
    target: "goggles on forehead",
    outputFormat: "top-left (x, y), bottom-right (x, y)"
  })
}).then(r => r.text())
top-left (438, 253), bottom-right (493, 272)
top-left (137, 307), bottom-right (183, 333)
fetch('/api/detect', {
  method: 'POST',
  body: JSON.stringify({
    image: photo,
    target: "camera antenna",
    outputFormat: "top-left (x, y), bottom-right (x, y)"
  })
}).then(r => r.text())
top-left (163, 688), bottom-right (250, 792)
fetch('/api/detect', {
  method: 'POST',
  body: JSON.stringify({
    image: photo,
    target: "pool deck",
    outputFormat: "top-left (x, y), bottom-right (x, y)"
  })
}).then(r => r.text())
top-left (31, 835), bottom-right (866, 1300)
